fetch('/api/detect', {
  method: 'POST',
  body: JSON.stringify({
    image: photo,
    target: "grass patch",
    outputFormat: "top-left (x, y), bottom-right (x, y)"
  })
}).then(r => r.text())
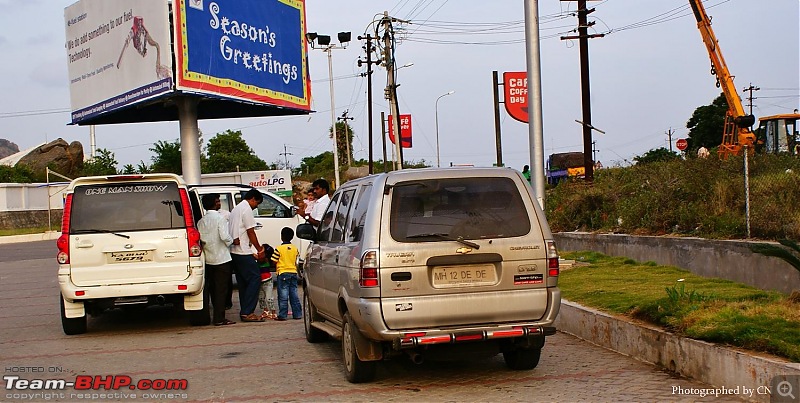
top-left (561, 251), bottom-right (800, 362)
top-left (0, 226), bottom-right (52, 237)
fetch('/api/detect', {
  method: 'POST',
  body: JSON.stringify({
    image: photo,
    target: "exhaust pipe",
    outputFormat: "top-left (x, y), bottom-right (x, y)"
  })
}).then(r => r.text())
top-left (156, 295), bottom-right (166, 305)
top-left (406, 351), bottom-right (424, 365)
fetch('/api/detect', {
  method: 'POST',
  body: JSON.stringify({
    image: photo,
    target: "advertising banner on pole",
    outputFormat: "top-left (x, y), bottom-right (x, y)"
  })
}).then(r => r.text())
top-left (388, 114), bottom-right (412, 148)
top-left (65, 0), bottom-right (173, 124)
top-left (173, 0), bottom-right (311, 111)
top-left (503, 71), bottom-right (528, 123)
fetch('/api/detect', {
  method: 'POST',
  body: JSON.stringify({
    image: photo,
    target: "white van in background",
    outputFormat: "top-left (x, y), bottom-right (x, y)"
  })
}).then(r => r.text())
top-left (57, 174), bottom-right (208, 334)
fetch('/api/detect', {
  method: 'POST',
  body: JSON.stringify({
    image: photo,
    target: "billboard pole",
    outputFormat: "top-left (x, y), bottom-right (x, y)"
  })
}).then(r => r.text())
top-left (177, 96), bottom-right (202, 185)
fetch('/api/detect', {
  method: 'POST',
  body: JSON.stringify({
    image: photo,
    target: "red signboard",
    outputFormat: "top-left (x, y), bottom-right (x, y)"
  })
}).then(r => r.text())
top-left (676, 138), bottom-right (688, 151)
top-left (388, 114), bottom-right (412, 148)
top-left (503, 72), bottom-right (528, 123)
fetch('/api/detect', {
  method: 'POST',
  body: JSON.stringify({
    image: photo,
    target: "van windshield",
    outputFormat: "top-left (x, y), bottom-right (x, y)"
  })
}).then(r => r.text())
top-left (70, 182), bottom-right (187, 233)
top-left (389, 177), bottom-right (531, 242)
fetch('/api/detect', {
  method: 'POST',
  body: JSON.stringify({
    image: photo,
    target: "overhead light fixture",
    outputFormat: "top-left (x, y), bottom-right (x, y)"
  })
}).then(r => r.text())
top-left (338, 32), bottom-right (352, 44)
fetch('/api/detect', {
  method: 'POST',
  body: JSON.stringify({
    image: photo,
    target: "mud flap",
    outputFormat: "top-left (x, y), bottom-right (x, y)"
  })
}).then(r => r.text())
top-left (352, 323), bottom-right (383, 361)
top-left (183, 290), bottom-right (204, 310)
top-left (63, 297), bottom-right (85, 318)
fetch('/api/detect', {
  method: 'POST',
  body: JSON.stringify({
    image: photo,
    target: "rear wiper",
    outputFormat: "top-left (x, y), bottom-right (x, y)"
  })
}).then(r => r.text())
top-left (71, 229), bottom-right (131, 239)
top-left (406, 233), bottom-right (479, 249)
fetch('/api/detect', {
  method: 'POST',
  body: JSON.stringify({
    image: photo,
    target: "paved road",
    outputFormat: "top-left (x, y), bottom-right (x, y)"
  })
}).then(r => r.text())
top-left (0, 241), bottom-right (739, 402)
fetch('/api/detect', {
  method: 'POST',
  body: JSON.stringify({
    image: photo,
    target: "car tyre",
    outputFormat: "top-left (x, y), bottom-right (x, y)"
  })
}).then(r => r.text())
top-left (60, 296), bottom-right (87, 335)
top-left (503, 347), bottom-right (542, 370)
top-left (342, 312), bottom-right (376, 383)
top-left (303, 291), bottom-right (328, 343)
top-left (188, 291), bottom-right (211, 326)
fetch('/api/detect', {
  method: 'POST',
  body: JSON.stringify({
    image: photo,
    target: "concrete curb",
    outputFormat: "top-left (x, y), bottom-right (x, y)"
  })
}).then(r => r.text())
top-left (0, 231), bottom-right (59, 244)
top-left (556, 300), bottom-right (800, 403)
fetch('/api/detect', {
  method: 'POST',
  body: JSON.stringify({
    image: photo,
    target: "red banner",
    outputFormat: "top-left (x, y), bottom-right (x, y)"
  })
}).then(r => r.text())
top-left (503, 72), bottom-right (528, 123)
top-left (388, 114), bottom-right (412, 148)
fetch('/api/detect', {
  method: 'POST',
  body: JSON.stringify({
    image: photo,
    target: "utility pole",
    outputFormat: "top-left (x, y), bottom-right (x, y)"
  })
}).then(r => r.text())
top-left (561, 0), bottom-right (604, 182)
top-left (279, 144), bottom-right (292, 169)
top-left (743, 83), bottom-right (760, 117)
top-left (382, 11), bottom-right (405, 170)
top-left (381, 111), bottom-right (388, 172)
top-left (337, 110), bottom-right (354, 166)
top-left (358, 33), bottom-right (380, 174)
top-left (666, 128), bottom-right (674, 152)
top-left (492, 71), bottom-right (503, 167)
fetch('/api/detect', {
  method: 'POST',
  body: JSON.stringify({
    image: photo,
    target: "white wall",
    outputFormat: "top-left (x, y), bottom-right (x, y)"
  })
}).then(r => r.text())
top-left (0, 183), bottom-right (69, 211)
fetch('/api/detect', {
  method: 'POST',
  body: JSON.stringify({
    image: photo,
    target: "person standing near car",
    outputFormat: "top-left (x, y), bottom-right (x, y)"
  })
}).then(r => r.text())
top-left (197, 193), bottom-right (235, 326)
top-left (229, 189), bottom-right (266, 322)
top-left (306, 178), bottom-right (331, 226)
top-left (271, 227), bottom-right (301, 321)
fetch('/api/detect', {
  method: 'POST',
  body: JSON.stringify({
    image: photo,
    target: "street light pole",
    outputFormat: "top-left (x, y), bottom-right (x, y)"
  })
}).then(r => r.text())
top-left (324, 47), bottom-right (341, 187)
top-left (435, 90), bottom-right (455, 168)
top-left (307, 32), bottom-right (351, 188)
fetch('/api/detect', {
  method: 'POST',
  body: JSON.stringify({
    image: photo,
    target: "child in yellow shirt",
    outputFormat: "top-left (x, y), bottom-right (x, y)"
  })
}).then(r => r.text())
top-left (271, 227), bottom-right (301, 321)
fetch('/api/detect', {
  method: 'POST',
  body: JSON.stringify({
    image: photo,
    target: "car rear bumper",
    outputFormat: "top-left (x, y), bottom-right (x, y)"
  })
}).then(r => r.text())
top-left (348, 287), bottom-right (561, 349)
top-left (58, 265), bottom-right (204, 301)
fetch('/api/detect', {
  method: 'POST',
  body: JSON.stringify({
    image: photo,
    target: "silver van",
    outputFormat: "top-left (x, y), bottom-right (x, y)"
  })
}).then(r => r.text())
top-left (297, 167), bottom-right (561, 382)
top-left (57, 174), bottom-right (207, 334)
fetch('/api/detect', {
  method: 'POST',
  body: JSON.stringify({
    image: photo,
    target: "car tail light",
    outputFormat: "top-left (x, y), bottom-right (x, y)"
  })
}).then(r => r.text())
top-left (546, 240), bottom-right (559, 277)
top-left (57, 194), bottom-right (73, 264)
top-left (179, 189), bottom-right (202, 257)
top-left (359, 250), bottom-right (379, 287)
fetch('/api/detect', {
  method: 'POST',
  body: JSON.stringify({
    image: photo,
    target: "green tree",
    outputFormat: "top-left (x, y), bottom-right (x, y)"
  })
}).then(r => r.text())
top-left (329, 121), bottom-right (353, 167)
top-left (299, 151), bottom-right (334, 175)
top-left (633, 147), bottom-right (681, 165)
top-left (149, 139), bottom-right (182, 174)
top-left (121, 164), bottom-right (136, 174)
top-left (81, 148), bottom-right (118, 176)
top-left (205, 130), bottom-right (268, 173)
top-left (0, 165), bottom-right (36, 183)
top-left (687, 93), bottom-right (727, 150)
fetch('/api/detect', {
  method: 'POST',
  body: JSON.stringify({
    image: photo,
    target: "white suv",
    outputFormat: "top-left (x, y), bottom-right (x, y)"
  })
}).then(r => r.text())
top-left (191, 184), bottom-right (309, 266)
top-left (57, 174), bottom-right (207, 334)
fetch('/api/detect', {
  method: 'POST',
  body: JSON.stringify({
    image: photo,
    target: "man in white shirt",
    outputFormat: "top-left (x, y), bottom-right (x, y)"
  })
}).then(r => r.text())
top-left (307, 178), bottom-right (331, 227)
top-left (228, 188), bottom-right (266, 322)
top-left (197, 193), bottom-right (235, 326)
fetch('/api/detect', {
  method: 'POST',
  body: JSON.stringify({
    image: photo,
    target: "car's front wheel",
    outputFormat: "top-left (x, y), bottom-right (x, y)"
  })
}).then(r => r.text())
top-left (342, 312), bottom-right (376, 383)
top-left (60, 296), bottom-right (87, 335)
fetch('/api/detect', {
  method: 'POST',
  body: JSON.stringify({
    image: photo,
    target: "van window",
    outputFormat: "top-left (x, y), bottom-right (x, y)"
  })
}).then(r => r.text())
top-left (346, 185), bottom-right (372, 242)
top-left (318, 193), bottom-right (341, 242)
top-left (389, 177), bottom-right (531, 242)
top-left (253, 192), bottom-right (292, 218)
top-left (330, 189), bottom-right (355, 244)
top-left (70, 182), bottom-right (186, 232)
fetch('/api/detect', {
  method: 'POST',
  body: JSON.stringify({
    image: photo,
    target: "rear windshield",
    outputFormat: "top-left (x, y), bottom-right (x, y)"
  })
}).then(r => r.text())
top-left (389, 177), bottom-right (531, 242)
top-left (70, 182), bottom-right (187, 233)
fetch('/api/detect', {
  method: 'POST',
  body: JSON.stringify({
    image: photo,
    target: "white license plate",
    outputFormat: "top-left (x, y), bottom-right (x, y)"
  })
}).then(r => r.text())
top-left (431, 264), bottom-right (497, 288)
top-left (107, 250), bottom-right (154, 264)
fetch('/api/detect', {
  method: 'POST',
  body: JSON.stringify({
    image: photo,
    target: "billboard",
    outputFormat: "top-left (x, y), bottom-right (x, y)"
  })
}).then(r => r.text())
top-left (173, 0), bottom-right (310, 111)
top-left (388, 114), bottom-right (412, 148)
top-left (503, 72), bottom-right (528, 123)
top-left (65, 0), bottom-right (173, 124)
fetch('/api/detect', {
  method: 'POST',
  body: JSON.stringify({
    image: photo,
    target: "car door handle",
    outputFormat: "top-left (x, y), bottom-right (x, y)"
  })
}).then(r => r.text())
top-left (255, 223), bottom-right (263, 230)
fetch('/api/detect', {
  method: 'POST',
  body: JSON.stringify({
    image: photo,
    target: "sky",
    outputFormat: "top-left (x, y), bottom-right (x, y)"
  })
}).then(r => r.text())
top-left (0, 0), bottom-right (798, 173)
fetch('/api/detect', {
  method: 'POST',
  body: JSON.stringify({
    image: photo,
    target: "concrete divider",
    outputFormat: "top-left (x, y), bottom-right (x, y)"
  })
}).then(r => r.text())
top-left (0, 231), bottom-right (60, 244)
top-left (556, 300), bottom-right (800, 403)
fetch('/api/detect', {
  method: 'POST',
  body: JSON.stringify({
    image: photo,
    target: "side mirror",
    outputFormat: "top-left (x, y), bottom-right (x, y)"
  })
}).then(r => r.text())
top-left (290, 205), bottom-right (299, 216)
top-left (296, 223), bottom-right (316, 241)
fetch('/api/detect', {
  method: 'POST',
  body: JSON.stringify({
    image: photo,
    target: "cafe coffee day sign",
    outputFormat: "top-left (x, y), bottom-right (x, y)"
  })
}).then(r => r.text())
top-left (65, 0), bottom-right (173, 124)
top-left (173, 0), bottom-right (310, 111)
top-left (503, 71), bottom-right (528, 123)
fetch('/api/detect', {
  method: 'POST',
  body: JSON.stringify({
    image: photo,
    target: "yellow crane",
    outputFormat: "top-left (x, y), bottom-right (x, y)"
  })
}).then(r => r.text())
top-left (689, 0), bottom-right (756, 159)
